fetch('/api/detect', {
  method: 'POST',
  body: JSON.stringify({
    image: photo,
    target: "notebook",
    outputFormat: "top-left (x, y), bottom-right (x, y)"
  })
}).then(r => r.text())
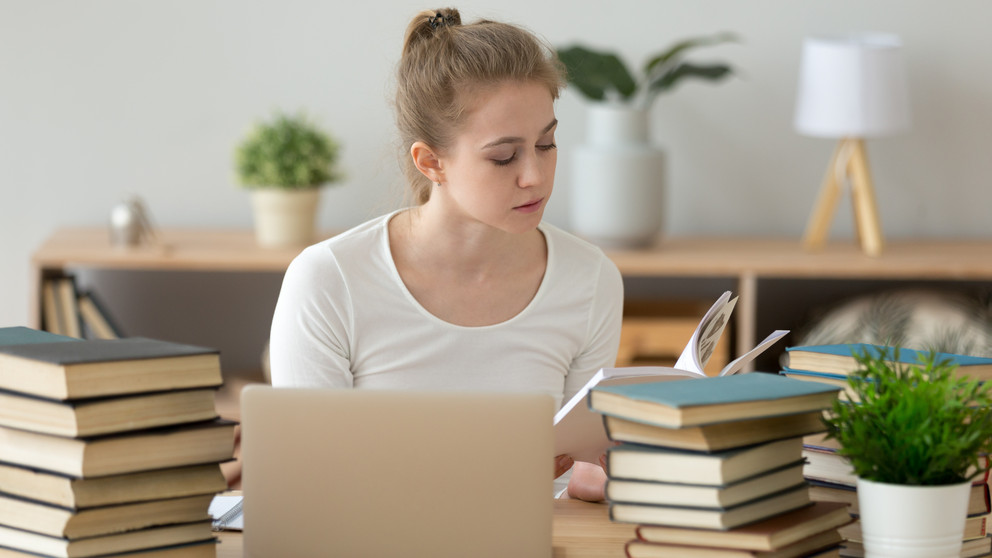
top-left (240, 386), bottom-right (555, 558)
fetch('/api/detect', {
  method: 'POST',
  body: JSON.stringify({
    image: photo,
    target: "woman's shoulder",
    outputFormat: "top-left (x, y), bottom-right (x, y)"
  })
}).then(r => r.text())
top-left (540, 221), bottom-right (615, 268)
top-left (287, 213), bottom-right (392, 278)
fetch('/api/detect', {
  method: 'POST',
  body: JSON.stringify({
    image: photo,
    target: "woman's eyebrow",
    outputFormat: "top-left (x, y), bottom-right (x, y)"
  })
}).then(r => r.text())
top-left (482, 118), bottom-right (558, 149)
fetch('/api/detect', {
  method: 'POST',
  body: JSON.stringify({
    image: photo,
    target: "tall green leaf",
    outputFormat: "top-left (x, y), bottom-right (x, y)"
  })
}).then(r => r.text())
top-left (557, 45), bottom-right (637, 102)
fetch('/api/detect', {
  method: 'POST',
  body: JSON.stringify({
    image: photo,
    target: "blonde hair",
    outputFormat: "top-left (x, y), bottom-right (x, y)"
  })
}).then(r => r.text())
top-left (395, 8), bottom-right (565, 204)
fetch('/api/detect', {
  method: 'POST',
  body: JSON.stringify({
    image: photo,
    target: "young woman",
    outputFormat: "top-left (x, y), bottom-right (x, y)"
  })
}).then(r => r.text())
top-left (268, 8), bottom-right (622, 501)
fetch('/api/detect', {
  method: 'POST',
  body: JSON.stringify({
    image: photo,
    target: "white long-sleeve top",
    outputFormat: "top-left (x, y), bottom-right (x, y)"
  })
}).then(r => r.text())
top-left (268, 211), bottom-right (623, 411)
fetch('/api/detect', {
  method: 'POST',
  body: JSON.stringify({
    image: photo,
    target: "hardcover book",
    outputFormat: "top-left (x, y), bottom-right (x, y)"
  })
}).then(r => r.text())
top-left (634, 500), bottom-right (852, 551)
top-left (625, 528), bottom-right (842, 557)
top-left (0, 419), bottom-right (237, 477)
top-left (785, 344), bottom-right (992, 380)
top-left (589, 373), bottom-right (840, 429)
top-left (605, 462), bottom-right (806, 509)
top-left (0, 337), bottom-right (223, 400)
top-left (609, 485), bottom-right (811, 530)
top-left (0, 521), bottom-right (214, 558)
top-left (0, 462), bottom-right (228, 509)
top-left (0, 493), bottom-right (213, 539)
top-left (0, 387), bottom-right (219, 437)
top-left (602, 410), bottom-right (827, 452)
top-left (605, 437), bottom-right (804, 485)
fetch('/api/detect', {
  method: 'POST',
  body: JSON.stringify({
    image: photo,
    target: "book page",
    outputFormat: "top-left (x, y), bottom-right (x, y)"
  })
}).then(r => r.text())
top-left (673, 291), bottom-right (737, 374)
top-left (719, 330), bottom-right (790, 376)
top-left (554, 367), bottom-right (699, 463)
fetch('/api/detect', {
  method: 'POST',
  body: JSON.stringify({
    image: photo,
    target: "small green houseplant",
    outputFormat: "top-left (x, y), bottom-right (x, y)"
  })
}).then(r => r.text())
top-left (823, 347), bottom-right (992, 555)
top-left (235, 112), bottom-right (341, 190)
top-left (234, 112), bottom-right (342, 247)
top-left (823, 348), bottom-right (992, 485)
top-left (557, 33), bottom-right (737, 109)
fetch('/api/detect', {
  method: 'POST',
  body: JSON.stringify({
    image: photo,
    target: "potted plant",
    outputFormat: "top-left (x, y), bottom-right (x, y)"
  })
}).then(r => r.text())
top-left (234, 111), bottom-right (342, 247)
top-left (823, 347), bottom-right (992, 557)
top-left (557, 34), bottom-right (736, 248)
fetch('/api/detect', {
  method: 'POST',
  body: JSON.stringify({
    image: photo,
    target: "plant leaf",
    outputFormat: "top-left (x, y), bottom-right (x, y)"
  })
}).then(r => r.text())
top-left (558, 45), bottom-right (637, 101)
top-left (648, 63), bottom-right (733, 95)
top-left (643, 32), bottom-right (738, 75)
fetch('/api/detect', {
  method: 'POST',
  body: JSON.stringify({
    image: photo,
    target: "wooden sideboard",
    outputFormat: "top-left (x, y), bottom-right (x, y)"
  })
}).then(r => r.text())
top-left (30, 228), bottom-right (992, 365)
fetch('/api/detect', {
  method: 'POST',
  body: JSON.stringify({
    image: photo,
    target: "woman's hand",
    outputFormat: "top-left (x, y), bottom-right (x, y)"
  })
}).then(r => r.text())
top-left (554, 454), bottom-right (574, 479)
top-left (564, 454), bottom-right (608, 502)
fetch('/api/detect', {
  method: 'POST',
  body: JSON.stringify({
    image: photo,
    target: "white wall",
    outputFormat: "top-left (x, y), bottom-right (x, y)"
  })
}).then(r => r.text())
top-left (3, 0), bottom-right (991, 363)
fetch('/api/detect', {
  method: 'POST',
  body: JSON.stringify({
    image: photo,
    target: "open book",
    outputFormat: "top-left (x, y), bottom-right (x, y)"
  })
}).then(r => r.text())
top-left (554, 291), bottom-right (788, 463)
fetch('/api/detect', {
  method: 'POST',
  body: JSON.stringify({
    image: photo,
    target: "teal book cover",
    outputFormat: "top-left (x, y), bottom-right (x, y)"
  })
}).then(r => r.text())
top-left (786, 343), bottom-right (992, 367)
top-left (779, 367), bottom-right (848, 381)
top-left (0, 327), bottom-right (77, 346)
top-left (591, 373), bottom-right (840, 409)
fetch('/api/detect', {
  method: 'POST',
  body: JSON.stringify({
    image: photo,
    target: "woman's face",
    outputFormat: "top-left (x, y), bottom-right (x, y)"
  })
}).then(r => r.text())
top-left (435, 80), bottom-right (558, 235)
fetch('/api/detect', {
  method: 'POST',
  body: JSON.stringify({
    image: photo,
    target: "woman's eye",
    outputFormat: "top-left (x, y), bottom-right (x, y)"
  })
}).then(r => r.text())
top-left (537, 143), bottom-right (557, 152)
top-left (493, 153), bottom-right (517, 167)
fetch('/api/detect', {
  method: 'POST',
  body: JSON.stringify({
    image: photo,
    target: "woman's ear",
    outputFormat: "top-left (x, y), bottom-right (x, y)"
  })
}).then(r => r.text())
top-left (410, 141), bottom-right (443, 184)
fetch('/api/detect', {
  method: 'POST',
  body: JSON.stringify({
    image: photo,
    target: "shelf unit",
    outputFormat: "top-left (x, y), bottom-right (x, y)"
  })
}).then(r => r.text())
top-left (30, 228), bottom-right (992, 365)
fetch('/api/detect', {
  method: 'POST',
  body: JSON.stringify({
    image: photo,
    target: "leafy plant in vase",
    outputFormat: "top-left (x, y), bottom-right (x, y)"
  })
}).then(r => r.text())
top-left (823, 348), bottom-right (992, 557)
top-left (235, 111), bottom-right (342, 247)
top-left (557, 34), bottom-right (736, 248)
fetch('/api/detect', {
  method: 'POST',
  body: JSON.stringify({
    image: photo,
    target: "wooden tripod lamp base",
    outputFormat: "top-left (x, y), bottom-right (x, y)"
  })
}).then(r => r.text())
top-left (802, 137), bottom-right (884, 257)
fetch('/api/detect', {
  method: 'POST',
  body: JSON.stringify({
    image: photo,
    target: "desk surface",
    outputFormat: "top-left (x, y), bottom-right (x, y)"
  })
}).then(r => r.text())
top-left (214, 499), bottom-right (634, 557)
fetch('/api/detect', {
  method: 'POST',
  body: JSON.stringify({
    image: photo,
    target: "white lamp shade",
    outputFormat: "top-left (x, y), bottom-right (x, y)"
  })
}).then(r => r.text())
top-left (794, 34), bottom-right (911, 138)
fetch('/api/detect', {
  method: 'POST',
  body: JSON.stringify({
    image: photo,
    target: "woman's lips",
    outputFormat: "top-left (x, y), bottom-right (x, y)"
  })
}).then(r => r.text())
top-left (514, 198), bottom-right (544, 213)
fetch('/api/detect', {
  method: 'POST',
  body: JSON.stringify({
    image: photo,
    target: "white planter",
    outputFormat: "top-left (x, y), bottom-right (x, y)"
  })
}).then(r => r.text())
top-left (570, 104), bottom-right (664, 248)
top-left (857, 477), bottom-right (971, 558)
top-left (249, 188), bottom-right (321, 248)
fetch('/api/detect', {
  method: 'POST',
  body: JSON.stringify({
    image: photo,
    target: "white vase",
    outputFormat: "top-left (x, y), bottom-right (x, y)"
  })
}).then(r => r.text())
top-left (570, 104), bottom-right (665, 248)
top-left (249, 188), bottom-right (321, 248)
top-left (857, 477), bottom-right (971, 558)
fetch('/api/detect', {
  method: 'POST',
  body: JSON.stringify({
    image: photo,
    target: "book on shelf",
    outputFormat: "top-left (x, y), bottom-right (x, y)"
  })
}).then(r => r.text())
top-left (839, 535), bottom-right (992, 558)
top-left (609, 485), bottom-right (811, 530)
top-left (803, 445), bottom-right (991, 489)
top-left (0, 521), bottom-right (214, 558)
top-left (0, 327), bottom-right (76, 347)
top-left (603, 410), bottom-right (827, 453)
top-left (808, 478), bottom-right (992, 517)
top-left (625, 527), bottom-right (843, 558)
top-left (554, 290), bottom-right (789, 462)
top-left (41, 280), bottom-right (62, 337)
top-left (802, 446), bottom-right (857, 487)
top-left (0, 418), bottom-right (237, 477)
top-left (779, 368), bottom-right (860, 402)
top-left (0, 493), bottom-right (213, 539)
top-left (76, 291), bottom-right (121, 340)
top-left (606, 437), bottom-right (805, 485)
top-left (785, 344), bottom-right (992, 381)
top-left (0, 387), bottom-right (219, 437)
top-left (634, 500), bottom-right (852, 551)
top-left (605, 462), bottom-right (806, 509)
top-left (40, 277), bottom-right (84, 339)
top-left (589, 373), bottom-right (840, 429)
top-left (0, 463), bottom-right (228, 509)
top-left (0, 336), bottom-right (223, 400)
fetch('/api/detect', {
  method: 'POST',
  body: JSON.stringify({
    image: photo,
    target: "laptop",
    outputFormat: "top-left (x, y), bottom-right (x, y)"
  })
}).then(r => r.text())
top-left (240, 386), bottom-right (555, 558)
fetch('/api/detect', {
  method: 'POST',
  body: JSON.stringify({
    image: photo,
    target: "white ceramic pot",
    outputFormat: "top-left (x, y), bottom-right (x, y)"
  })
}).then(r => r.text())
top-left (249, 188), bottom-right (320, 248)
top-left (857, 477), bottom-right (971, 558)
top-left (570, 104), bottom-right (665, 248)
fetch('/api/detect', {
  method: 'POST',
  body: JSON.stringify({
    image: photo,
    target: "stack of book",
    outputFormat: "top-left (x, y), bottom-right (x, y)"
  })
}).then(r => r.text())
top-left (782, 343), bottom-right (992, 558)
top-left (588, 372), bottom-right (849, 557)
top-left (0, 326), bottom-right (234, 557)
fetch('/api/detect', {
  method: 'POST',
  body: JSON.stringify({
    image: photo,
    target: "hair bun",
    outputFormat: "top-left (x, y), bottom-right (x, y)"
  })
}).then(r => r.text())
top-left (428, 8), bottom-right (460, 31)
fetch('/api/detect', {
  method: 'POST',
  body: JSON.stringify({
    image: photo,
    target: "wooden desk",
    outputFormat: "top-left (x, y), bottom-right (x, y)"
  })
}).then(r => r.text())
top-left (213, 499), bottom-right (634, 557)
top-left (31, 228), bottom-right (992, 361)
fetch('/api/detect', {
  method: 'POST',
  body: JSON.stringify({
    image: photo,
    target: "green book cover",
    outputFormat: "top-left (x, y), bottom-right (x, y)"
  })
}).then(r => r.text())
top-left (0, 337), bottom-right (218, 364)
top-left (591, 372), bottom-right (840, 409)
top-left (0, 327), bottom-right (78, 346)
top-left (787, 343), bottom-right (992, 367)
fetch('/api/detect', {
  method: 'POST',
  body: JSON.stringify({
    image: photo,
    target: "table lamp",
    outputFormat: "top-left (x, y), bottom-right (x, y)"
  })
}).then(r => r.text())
top-left (794, 33), bottom-right (910, 256)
